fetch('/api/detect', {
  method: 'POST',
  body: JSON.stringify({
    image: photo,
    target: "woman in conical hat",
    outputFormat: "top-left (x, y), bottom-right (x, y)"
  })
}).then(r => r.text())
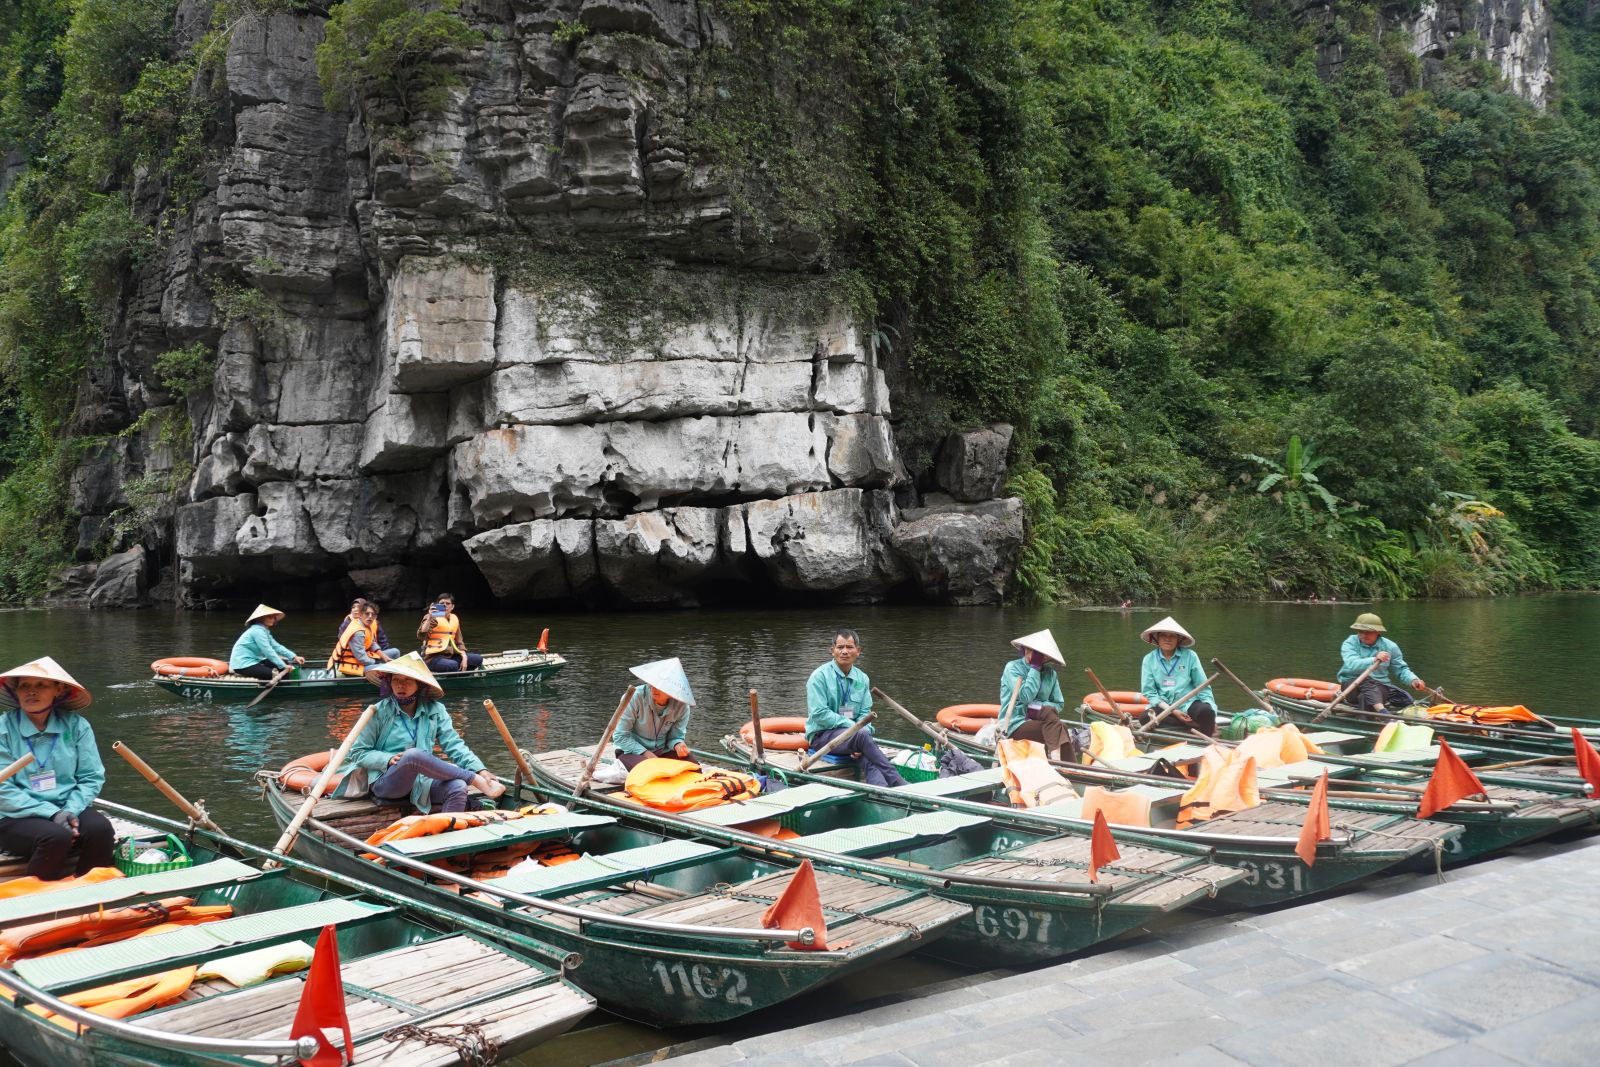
top-left (999, 630), bottom-right (1078, 760)
top-left (611, 658), bottom-right (696, 771)
top-left (338, 653), bottom-right (503, 813)
top-left (0, 657), bottom-right (115, 879)
top-left (1138, 616), bottom-right (1217, 736)
top-left (228, 604), bottom-right (304, 681)
top-left (1339, 613), bottom-right (1426, 714)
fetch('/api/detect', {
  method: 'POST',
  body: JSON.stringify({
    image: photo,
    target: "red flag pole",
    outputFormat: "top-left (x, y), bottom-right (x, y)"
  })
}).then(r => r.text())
top-left (1089, 809), bottom-right (1120, 883)
top-left (1296, 770), bottom-right (1331, 867)
top-left (291, 924), bottom-right (352, 1067)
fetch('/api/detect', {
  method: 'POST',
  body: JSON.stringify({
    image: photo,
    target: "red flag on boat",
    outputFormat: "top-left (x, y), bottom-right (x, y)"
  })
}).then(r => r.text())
top-left (1416, 737), bottom-right (1487, 819)
top-left (1573, 728), bottom-right (1600, 794)
top-left (292, 924), bottom-right (352, 1067)
top-left (1296, 770), bottom-right (1331, 867)
top-left (1089, 808), bottom-right (1120, 883)
top-left (762, 859), bottom-right (829, 951)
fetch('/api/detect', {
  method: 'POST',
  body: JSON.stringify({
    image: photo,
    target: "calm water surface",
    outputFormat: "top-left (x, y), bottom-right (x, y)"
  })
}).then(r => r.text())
top-left (2, 595), bottom-right (1595, 1063)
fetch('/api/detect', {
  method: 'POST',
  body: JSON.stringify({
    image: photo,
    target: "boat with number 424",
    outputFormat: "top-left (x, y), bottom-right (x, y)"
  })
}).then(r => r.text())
top-left (0, 799), bottom-right (593, 1067)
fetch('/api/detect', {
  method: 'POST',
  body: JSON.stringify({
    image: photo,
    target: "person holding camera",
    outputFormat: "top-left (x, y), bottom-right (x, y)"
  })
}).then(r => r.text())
top-left (418, 593), bottom-right (483, 673)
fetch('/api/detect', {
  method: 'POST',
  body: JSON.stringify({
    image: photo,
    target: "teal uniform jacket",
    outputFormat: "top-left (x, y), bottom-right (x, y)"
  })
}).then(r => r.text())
top-left (805, 661), bottom-right (872, 740)
top-left (1338, 635), bottom-right (1419, 688)
top-left (339, 697), bottom-right (484, 813)
top-left (1140, 647), bottom-right (1215, 711)
top-left (230, 623), bottom-right (296, 670)
top-left (0, 710), bottom-right (104, 820)
top-left (998, 659), bottom-right (1064, 736)
top-left (612, 688), bottom-right (690, 755)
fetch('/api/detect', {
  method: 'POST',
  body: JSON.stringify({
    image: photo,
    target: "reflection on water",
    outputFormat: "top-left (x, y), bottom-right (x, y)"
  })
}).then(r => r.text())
top-left (0, 595), bottom-right (1595, 1062)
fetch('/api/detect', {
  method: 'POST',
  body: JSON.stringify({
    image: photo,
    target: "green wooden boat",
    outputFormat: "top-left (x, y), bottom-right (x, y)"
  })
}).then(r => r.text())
top-left (0, 800), bottom-right (592, 1067)
top-left (259, 771), bottom-right (966, 1026)
top-left (718, 735), bottom-right (1458, 908)
top-left (152, 649), bottom-right (566, 704)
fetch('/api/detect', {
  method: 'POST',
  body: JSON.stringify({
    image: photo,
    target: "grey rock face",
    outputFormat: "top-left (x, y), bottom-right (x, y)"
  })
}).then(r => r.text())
top-left (890, 498), bottom-right (1024, 605)
top-left (88, 546), bottom-right (151, 609)
top-left (934, 423), bottom-right (1014, 503)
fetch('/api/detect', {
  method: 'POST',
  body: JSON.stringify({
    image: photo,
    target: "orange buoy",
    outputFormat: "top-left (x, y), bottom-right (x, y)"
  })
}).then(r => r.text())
top-left (150, 657), bottom-right (229, 679)
top-left (935, 704), bottom-right (1000, 734)
top-left (279, 751), bottom-right (345, 796)
top-left (1082, 691), bottom-right (1151, 716)
top-left (1266, 678), bottom-right (1341, 701)
top-left (738, 717), bottom-right (809, 751)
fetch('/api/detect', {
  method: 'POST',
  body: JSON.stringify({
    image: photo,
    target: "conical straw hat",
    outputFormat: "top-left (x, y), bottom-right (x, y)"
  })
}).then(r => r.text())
top-left (1141, 616), bottom-right (1195, 648)
top-left (629, 657), bottom-right (695, 705)
top-left (0, 656), bottom-right (92, 712)
top-left (1010, 630), bottom-right (1064, 666)
top-left (367, 652), bottom-right (444, 701)
top-left (247, 604), bottom-right (285, 624)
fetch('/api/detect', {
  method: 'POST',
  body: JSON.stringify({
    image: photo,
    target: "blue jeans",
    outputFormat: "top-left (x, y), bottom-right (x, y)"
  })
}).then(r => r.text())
top-left (370, 748), bottom-right (476, 812)
top-left (808, 727), bottom-right (906, 788)
top-left (426, 653), bottom-right (483, 673)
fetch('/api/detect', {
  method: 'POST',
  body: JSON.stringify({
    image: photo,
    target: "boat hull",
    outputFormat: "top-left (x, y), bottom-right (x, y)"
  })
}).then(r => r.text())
top-left (154, 654), bottom-right (565, 703)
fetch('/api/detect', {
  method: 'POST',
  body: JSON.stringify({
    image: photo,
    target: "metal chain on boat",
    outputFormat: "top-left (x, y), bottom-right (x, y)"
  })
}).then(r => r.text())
top-left (382, 1021), bottom-right (499, 1067)
top-left (707, 882), bottom-right (922, 939)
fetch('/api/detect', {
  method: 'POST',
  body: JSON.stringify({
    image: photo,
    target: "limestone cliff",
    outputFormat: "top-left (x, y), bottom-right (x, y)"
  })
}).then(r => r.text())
top-left (58, 0), bottom-right (1021, 610)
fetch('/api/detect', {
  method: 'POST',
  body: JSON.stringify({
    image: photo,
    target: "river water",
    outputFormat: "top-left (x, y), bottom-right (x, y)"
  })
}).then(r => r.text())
top-left (2, 594), bottom-right (1596, 1063)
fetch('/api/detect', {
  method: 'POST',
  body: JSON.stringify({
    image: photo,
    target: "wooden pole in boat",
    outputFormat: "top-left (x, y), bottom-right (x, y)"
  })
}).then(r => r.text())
top-left (244, 665), bottom-right (292, 709)
top-left (1210, 658), bottom-right (1275, 712)
top-left (112, 742), bottom-right (222, 832)
top-left (1135, 673), bottom-right (1219, 737)
top-left (995, 677), bottom-right (1024, 741)
top-left (575, 686), bottom-right (635, 798)
top-left (482, 699), bottom-right (535, 787)
top-left (1476, 754), bottom-right (1573, 771)
top-left (872, 688), bottom-right (954, 748)
top-left (747, 689), bottom-right (767, 772)
top-left (1084, 667), bottom-right (1127, 723)
top-left (269, 704), bottom-right (376, 860)
top-left (0, 753), bottom-right (33, 785)
top-left (1312, 661), bottom-right (1380, 723)
top-left (799, 713), bottom-right (876, 771)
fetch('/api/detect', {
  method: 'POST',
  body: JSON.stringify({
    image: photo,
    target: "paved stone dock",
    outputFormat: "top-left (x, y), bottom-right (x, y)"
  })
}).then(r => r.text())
top-left (659, 834), bottom-right (1600, 1066)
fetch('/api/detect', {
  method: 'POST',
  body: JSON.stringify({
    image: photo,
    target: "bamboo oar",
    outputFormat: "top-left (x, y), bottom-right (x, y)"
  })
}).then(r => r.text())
top-left (112, 742), bottom-right (222, 832)
top-left (0, 753), bottom-right (34, 785)
top-left (1476, 754), bottom-right (1574, 771)
top-left (995, 675), bottom-right (1024, 738)
top-left (1210, 658), bottom-right (1274, 712)
top-left (245, 665), bottom-right (292, 709)
top-left (747, 689), bottom-right (767, 771)
top-left (1084, 667), bottom-right (1127, 721)
top-left (270, 704), bottom-right (376, 859)
top-left (482, 699), bottom-right (534, 786)
top-left (1312, 660), bottom-right (1380, 723)
top-left (799, 713), bottom-right (876, 770)
top-left (575, 686), bottom-right (635, 798)
top-left (872, 688), bottom-right (954, 748)
top-left (1135, 673), bottom-right (1219, 736)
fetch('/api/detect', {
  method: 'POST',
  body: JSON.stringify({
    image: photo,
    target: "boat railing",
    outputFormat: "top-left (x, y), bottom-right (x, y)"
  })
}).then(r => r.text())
top-left (0, 965), bottom-right (322, 1062)
top-left (302, 813), bottom-right (819, 947)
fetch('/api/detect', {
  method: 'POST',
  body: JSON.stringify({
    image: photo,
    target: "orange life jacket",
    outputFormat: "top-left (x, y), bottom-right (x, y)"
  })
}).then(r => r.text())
top-left (1424, 703), bottom-right (1543, 726)
top-left (328, 616), bottom-right (378, 675)
top-left (0, 866), bottom-right (123, 902)
top-left (624, 758), bottom-right (760, 812)
top-left (996, 738), bottom-right (1077, 808)
top-left (1177, 752), bottom-right (1261, 828)
top-left (1080, 785), bottom-right (1155, 828)
top-left (422, 613), bottom-right (464, 657)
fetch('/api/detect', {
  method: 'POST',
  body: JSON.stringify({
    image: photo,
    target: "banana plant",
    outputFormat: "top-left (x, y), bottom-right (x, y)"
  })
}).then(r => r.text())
top-left (1243, 435), bottom-right (1340, 522)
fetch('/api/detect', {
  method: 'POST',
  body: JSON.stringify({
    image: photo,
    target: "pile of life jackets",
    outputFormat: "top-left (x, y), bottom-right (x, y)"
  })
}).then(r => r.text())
top-left (1177, 746), bottom-right (1262, 829)
top-left (623, 759), bottom-right (760, 812)
top-left (365, 804), bottom-right (581, 879)
top-left (1423, 703), bottom-right (1543, 727)
top-left (1231, 723), bottom-right (1323, 769)
top-left (996, 739), bottom-right (1077, 808)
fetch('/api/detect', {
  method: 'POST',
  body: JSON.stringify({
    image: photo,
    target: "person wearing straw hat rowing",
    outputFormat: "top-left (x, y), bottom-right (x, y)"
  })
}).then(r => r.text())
top-left (229, 604), bottom-right (304, 680)
top-left (1340, 613), bottom-right (1426, 714)
top-left (337, 653), bottom-right (504, 813)
top-left (1138, 616), bottom-right (1217, 736)
top-left (0, 657), bottom-right (113, 878)
top-left (611, 658), bottom-right (697, 770)
top-left (999, 630), bottom-right (1077, 760)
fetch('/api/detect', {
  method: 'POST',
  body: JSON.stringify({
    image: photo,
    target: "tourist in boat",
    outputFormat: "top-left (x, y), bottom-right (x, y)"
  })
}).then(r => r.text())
top-left (999, 629), bottom-right (1078, 760)
top-left (335, 598), bottom-right (399, 661)
top-left (340, 653), bottom-right (503, 812)
top-left (1138, 616), bottom-right (1218, 736)
top-left (0, 657), bottom-right (113, 879)
top-left (611, 658), bottom-right (695, 770)
top-left (804, 629), bottom-right (906, 788)
top-left (366, 602), bottom-right (401, 659)
top-left (228, 604), bottom-right (305, 680)
top-left (418, 593), bottom-right (483, 673)
top-left (328, 601), bottom-right (391, 677)
top-left (1341, 613), bottom-right (1427, 713)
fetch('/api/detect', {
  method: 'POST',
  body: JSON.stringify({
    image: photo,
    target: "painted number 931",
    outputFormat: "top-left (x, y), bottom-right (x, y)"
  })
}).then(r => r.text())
top-left (650, 961), bottom-right (752, 1006)
top-left (1234, 860), bottom-right (1306, 893)
top-left (974, 905), bottom-right (1055, 943)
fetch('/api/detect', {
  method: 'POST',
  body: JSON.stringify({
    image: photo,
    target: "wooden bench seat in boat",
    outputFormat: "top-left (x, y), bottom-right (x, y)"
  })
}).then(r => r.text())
top-left (13, 897), bottom-right (392, 993)
top-left (377, 812), bottom-right (616, 860)
top-left (897, 768), bottom-right (1005, 797)
top-left (0, 858), bottom-right (258, 925)
top-left (683, 782), bottom-right (855, 827)
top-left (787, 811), bottom-right (992, 857)
top-left (490, 839), bottom-right (726, 898)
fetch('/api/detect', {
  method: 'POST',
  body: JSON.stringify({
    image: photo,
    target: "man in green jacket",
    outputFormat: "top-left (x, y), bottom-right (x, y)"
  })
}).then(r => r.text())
top-left (804, 629), bottom-right (905, 787)
top-left (1339, 613), bottom-right (1427, 714)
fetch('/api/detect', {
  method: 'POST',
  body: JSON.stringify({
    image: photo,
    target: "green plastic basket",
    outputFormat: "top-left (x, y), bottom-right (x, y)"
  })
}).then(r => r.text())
top-left (115, 834), bottom-right (194, 877)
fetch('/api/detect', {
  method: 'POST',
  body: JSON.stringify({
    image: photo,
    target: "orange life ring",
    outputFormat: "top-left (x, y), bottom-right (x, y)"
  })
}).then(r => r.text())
top-left (936, 704), bottom-right (1000, 734)
top-left (151, 657), bottom-right (229, 679)
top-left (1266, 678), bottom-right (1340, 701)
top-left (279, 751), bottom-right (345, 796)
top-left (1083, 691), bottom-right (1151, 716)
top-left (739, 718), bottom-right (809, 751)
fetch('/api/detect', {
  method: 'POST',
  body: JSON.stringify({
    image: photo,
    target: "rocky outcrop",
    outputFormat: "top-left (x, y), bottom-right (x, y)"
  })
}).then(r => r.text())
top-left (890, 498), bottom-right (1023, 606)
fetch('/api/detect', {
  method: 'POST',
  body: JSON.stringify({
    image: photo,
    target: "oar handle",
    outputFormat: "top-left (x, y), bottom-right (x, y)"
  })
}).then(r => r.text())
top-left (1313, 660), bottom-right (1380, 722)
top-left (799, 713), bottom-right (875, 770)
top-left (576, 686), bottom-right (635, 797)
top-left (270, 704), bottom-right (376, 858)
top-left (871, 688), bottom-right (952, 749)
top-left (0, 753), bottom-right (34, 785)
top-left (996, 676), bottom-right (1024, 738)
top-left (483, 699), bottom-right (534, 781)
top-left (112, 742), bottom-right (221, 831)
top-left (747, 689), bottom-right (767, 770)
top-left (1210, 658), bottom-right (1274, 712)
top-left (1136, 673), bottom-right (1219, 736)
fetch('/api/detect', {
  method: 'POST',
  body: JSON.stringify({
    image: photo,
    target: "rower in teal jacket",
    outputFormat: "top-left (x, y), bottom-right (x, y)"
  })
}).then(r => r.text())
top-left (804, 628), bottom-right (904, 787)
top-left (999, 629), bottom-right (1076, 758)
top-left (1138, 616), bottom-right (1217, 736)
top-left (1339, 613), bottom-right (1426, 713)
top-left (228, 603), bottom-right (304, 681)
top-left (612, 657), bottom-right (695, 770)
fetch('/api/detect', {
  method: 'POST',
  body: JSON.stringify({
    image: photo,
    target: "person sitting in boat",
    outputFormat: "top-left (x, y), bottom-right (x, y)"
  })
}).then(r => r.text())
top-left (805, 629), bottom-right (906, 788)
top-left (611, 658), bottom-right (696, 770)
top-left (328, 601), bottom-right (392, 677)
top-left (334, 598), bottom-right (400, 662)
top-left (999, 629), bottom-right (1077, 760)
top-left (418, 593), bottom-right (483, 673)
top-left (0, 657), bottom-right (113, 879)
top-left (341, 653), bottom-right (504, 813)
top-left (1138, 616), bottom-right (1217, 736)
top-left (229, 604), bottom-right (305, 680)
top-left (1340, 613), bottom-right (1427, 714)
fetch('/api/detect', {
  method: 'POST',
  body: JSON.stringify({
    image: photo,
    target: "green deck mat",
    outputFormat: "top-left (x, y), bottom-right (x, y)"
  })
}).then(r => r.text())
top-left (684, 782), bottom-right (853, 827)
top-left (0, 858), bottom-right (258, 926)
top-left (791, 811), bottom-right (991, 856)
top-left (382, 812), bottom-right (616, 859)
top-left (898, 768), bottom-right (1005, 797)
top-left (494, 839), bottom-right (722, 898)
